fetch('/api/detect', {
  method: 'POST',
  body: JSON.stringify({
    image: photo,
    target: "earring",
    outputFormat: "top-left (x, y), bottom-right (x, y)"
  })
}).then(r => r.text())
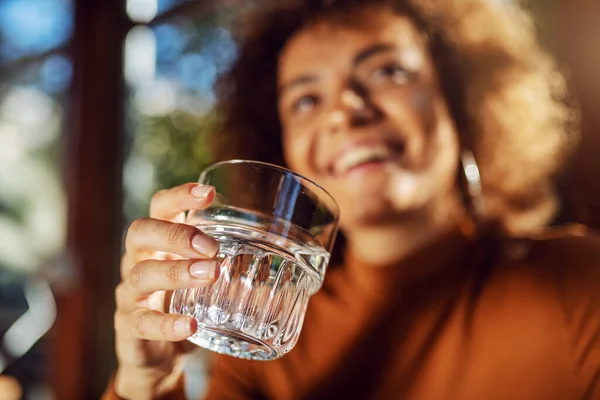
top-left (461, 149), bottom-right (484, 216)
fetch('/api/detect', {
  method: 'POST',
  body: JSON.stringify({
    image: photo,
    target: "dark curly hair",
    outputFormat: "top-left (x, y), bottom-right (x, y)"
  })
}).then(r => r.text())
top-left (210, 0), bottom-right (578, 235)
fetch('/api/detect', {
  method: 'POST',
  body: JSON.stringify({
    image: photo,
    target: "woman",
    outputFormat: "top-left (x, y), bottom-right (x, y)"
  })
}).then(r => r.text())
top-left (105, 0), bottom-right (600, 399)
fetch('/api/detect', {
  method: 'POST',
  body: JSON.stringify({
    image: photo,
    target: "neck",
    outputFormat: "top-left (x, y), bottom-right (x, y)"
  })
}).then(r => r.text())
top-left (345, 189), bottom-right (468, 266)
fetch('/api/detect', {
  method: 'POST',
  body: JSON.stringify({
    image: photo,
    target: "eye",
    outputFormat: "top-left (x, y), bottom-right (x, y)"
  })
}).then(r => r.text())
top-left (291, 95), bottom-right (319, 114)
top-left (371, 63), bottom-right (409, 84)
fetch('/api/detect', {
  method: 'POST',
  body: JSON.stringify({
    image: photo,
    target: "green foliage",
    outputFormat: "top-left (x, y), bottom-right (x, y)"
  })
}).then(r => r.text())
top-left (132, 108), bottom-right (219, 189)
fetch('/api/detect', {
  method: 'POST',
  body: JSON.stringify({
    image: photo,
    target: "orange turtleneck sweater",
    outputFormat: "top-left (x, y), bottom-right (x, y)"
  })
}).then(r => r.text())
top-left (104, 224), bottom-right (600, 399)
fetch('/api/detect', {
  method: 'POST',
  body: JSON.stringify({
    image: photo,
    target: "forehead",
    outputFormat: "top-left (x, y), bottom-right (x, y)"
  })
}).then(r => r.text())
top-left (278, 8), bottom-right (428, 84)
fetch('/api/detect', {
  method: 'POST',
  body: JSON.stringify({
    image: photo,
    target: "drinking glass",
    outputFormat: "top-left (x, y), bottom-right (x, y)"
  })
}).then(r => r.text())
top-left (170, 160), bottom-right (339, 361)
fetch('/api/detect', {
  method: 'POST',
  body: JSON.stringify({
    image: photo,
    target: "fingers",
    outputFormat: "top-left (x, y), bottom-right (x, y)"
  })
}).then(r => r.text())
top-left (116, 309), bottom-right (197, 342)
top-left (128, 258), bottom-right (219, 296)
top-left (149, 183), bottom-right (215, 221)
top-left (112, 183), bottom-right (218, 374)
top-left (116, 258), bottom-right (219, 314)
top-left (125, 218), bottom-right (220, 261)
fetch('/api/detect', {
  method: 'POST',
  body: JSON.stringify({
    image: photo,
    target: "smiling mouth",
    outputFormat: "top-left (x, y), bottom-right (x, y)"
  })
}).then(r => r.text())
top-left (331, 141), bottom-right (405, 176)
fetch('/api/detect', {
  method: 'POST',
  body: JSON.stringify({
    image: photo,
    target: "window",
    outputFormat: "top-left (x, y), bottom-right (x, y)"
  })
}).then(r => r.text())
top-left (0, 0), bottom-right (73, 396)
top-left (123, 1), bottom-right (238, 223)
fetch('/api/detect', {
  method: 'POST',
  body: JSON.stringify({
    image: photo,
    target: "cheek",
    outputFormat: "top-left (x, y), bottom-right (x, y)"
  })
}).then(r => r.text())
top-left (424, 105), bottom-right (461, 191)
top-left (378, 86), bottom-right (440, 167)
top-left (282, 129), bottom-right (313, 175)
top-left (422, 100), bottom-right (460, 174)
top-left (378, 85), bottom-right (437, 135)
top-left (410, 87), bottom-right (437, 133)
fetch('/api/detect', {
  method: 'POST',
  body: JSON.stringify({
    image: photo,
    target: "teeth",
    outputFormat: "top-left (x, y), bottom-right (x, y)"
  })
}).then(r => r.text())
top-left (334, 145), bottom-right (393, 174)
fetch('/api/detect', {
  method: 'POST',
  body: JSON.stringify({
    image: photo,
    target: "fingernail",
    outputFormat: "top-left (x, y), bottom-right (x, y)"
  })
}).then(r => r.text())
top-left (174, 318), bottom-right (191, 334)
top-left (190, 260), bottom-right (218, 280)
top-left (191, 185), bottom-right (214, 199)
top-left (192, 234), bottom-right (219, 257)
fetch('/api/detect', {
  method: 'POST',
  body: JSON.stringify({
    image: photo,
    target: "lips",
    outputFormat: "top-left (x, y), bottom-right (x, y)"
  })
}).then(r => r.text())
top-left (329, 140), bottom-right (406, 176)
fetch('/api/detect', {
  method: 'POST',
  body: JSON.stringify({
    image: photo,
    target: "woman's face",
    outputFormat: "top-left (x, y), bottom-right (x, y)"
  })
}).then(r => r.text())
top-left (277, 7), bottom-right (460, 230)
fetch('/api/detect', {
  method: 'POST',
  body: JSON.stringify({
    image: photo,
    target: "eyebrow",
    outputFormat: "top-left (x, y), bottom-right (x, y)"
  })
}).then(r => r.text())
top-left (278, 43), bottom-right (397, 95)
top-left (353, 43), bottom-right (396, 65)
top-left (278, 75), bottom-right (318, 96)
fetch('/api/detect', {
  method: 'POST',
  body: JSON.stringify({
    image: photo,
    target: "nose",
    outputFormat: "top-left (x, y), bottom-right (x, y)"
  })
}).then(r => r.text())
top-left (326, 84), bottom-right (381, 135)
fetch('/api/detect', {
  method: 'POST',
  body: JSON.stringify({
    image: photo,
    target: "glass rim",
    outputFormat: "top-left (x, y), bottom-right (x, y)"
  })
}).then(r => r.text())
top-left (202, 159), bottom-right (340, 220)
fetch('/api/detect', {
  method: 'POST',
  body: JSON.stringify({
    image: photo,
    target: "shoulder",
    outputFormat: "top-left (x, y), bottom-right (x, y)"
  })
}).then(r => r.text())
top-left (504, 225), bottom-right (600, 376)
top-left (494, 223), bottom-right (600, 314)
top-left (513, 224), bottom-right (600, 394)
top-left (483, 224), bottom-right (600, 298)
top-left (526, 223), bottom-right (600, 259)
top-left (478, 224), bottom-right (600, 348)
top-left (513, 224), bottom-right (600, 292)
top-left (474, 224), bottom-right (600, 329)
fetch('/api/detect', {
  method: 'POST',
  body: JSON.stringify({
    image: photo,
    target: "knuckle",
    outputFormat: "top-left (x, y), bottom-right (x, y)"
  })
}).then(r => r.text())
top-left (133, 312), bottom-right (148, 338)
top-left (166, 260), bottom-right (184, 285)
top-left (128, 263), bottom-right (146, 291)
top-left (113, 310), bottom-right (126, 333)
top-left (120, 253), bottom-right (133, 281)
top-left (125, 218), bottom-right (149, 248)
top-left (128, 218), bottom-right (145, 234)
top-left (149, 189), bottom-right (168, 212)
top-left (159, 317), bottom-right (170, 338)
top-left (115, 283), bottom-right (126, 306)
top-left (164, 223), bottom-right (192, 248)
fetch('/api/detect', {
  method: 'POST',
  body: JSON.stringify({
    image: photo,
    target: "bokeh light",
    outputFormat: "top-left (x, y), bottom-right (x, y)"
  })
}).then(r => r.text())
top-left (125, 26), bottom-right (157, 87)
top-left (126, 0), bottom-right (158, 23)
top-left (0, 0), bottom-right (73, 62)
top-left (123, 6), bottom-right (238, 222)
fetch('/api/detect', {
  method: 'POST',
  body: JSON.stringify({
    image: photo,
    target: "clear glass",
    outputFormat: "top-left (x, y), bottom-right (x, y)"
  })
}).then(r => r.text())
top-left (170, 160), bottom-right (339, 360)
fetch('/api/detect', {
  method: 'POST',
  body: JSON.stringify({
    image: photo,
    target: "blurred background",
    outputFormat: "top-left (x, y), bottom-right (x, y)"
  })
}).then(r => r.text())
top-left (0, 0), bottom-right (597, 398)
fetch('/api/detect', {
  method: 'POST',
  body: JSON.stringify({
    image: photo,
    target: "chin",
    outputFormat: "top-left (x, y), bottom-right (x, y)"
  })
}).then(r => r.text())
top-left (336, 190), bottom-right (417, 229)
top-left (334, 177), bottom-right (437, 229)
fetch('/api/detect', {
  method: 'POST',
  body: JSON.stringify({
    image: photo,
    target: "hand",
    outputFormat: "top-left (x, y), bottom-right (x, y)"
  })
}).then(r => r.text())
top-left (0, 375), bottom-right (22, 400)
top-left (113, 183), bottom-right (220, 399)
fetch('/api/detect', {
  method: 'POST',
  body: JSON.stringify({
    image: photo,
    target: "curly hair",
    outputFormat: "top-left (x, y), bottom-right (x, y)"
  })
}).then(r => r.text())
top-left (210, 0), bottom-right (578, 235)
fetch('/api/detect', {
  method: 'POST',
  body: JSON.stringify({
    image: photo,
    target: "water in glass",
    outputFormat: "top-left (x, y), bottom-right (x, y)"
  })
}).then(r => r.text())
top-left (170, 211), bottom-right (330, 361)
